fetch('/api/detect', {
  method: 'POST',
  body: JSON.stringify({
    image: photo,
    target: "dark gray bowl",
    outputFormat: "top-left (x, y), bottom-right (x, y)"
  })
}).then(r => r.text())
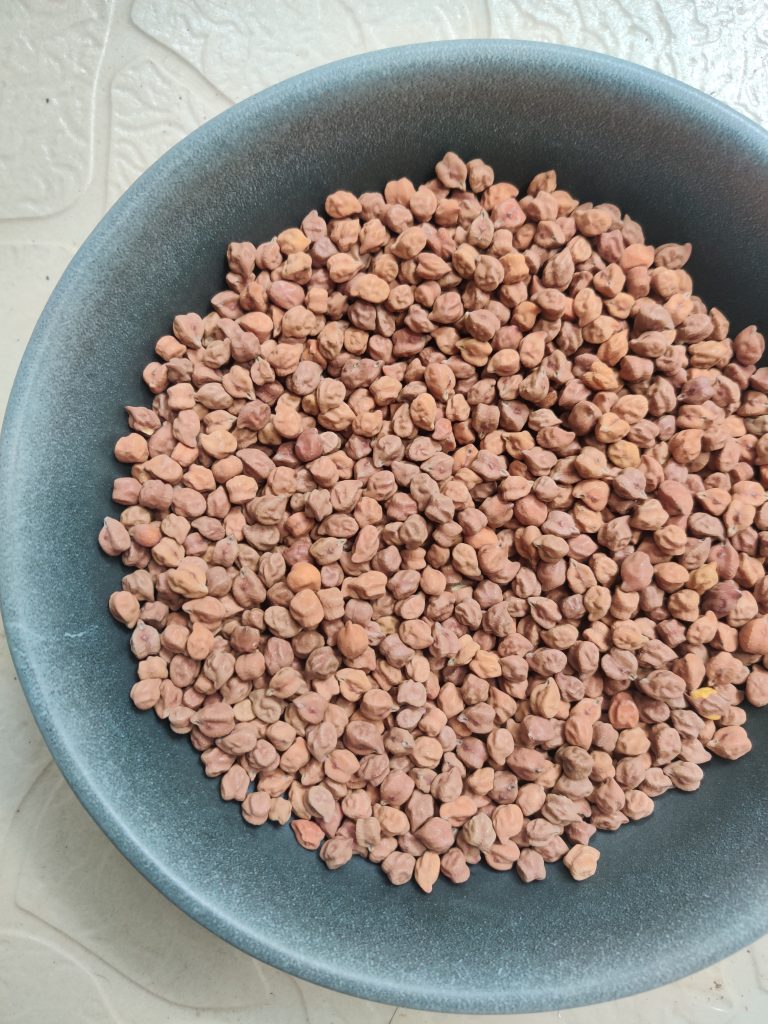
top-left (1, 40), bottom-right (768, 1015)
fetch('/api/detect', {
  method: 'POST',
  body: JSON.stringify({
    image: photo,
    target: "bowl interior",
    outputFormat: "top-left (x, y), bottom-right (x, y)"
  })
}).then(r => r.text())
top-left (2, 40), bottom-right (768, 1014)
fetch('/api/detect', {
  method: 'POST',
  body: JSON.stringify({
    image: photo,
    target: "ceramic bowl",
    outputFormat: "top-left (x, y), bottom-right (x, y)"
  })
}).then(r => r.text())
top-left (2, 40), bottom-right (767, 1014)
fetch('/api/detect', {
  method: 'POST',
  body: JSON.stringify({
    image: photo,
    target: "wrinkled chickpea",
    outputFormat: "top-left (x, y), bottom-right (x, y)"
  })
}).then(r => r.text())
top-left (102, 153), bottom-right (765, 893)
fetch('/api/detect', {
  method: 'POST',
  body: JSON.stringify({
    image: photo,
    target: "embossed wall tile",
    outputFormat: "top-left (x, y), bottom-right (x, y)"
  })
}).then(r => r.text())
top-left (487, 0), bottom-right (768, 124)
top-left (131, 0), bottom-right (485, 101)
top-left (750, 941), bottom-right (768, 994)
top-left (0, 0), bottom-right (112, 218)
top-left (0, 931), bottom-right (118, 1023)
top-left (131, 0), bottom-right (768, 125)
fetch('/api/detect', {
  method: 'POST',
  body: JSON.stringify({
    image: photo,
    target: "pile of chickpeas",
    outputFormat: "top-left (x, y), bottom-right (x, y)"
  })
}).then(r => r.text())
top-left (100, 153), bottom-right (766, 890)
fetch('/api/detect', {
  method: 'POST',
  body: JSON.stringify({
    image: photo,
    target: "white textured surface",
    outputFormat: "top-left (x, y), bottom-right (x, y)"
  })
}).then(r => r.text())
top-left (1, 1), bottom-right (768, 1019)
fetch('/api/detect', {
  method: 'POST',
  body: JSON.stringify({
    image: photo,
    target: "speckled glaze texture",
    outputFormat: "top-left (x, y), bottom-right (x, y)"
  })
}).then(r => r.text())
top-left (1, 41), bottom-right (767, 1015)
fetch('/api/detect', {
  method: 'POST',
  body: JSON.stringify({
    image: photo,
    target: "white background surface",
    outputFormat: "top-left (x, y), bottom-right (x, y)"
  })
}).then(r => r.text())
top-left (1, 1), bottom-right (768, 1021)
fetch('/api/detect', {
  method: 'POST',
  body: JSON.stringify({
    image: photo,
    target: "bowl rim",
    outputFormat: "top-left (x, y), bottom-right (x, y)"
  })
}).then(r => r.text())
top-left (2, 38), bottom-right (768, 1014)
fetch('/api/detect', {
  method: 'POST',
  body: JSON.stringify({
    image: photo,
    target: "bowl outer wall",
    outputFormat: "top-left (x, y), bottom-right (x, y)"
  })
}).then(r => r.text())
top-left (1, 40), bottom-right (768, 1015)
